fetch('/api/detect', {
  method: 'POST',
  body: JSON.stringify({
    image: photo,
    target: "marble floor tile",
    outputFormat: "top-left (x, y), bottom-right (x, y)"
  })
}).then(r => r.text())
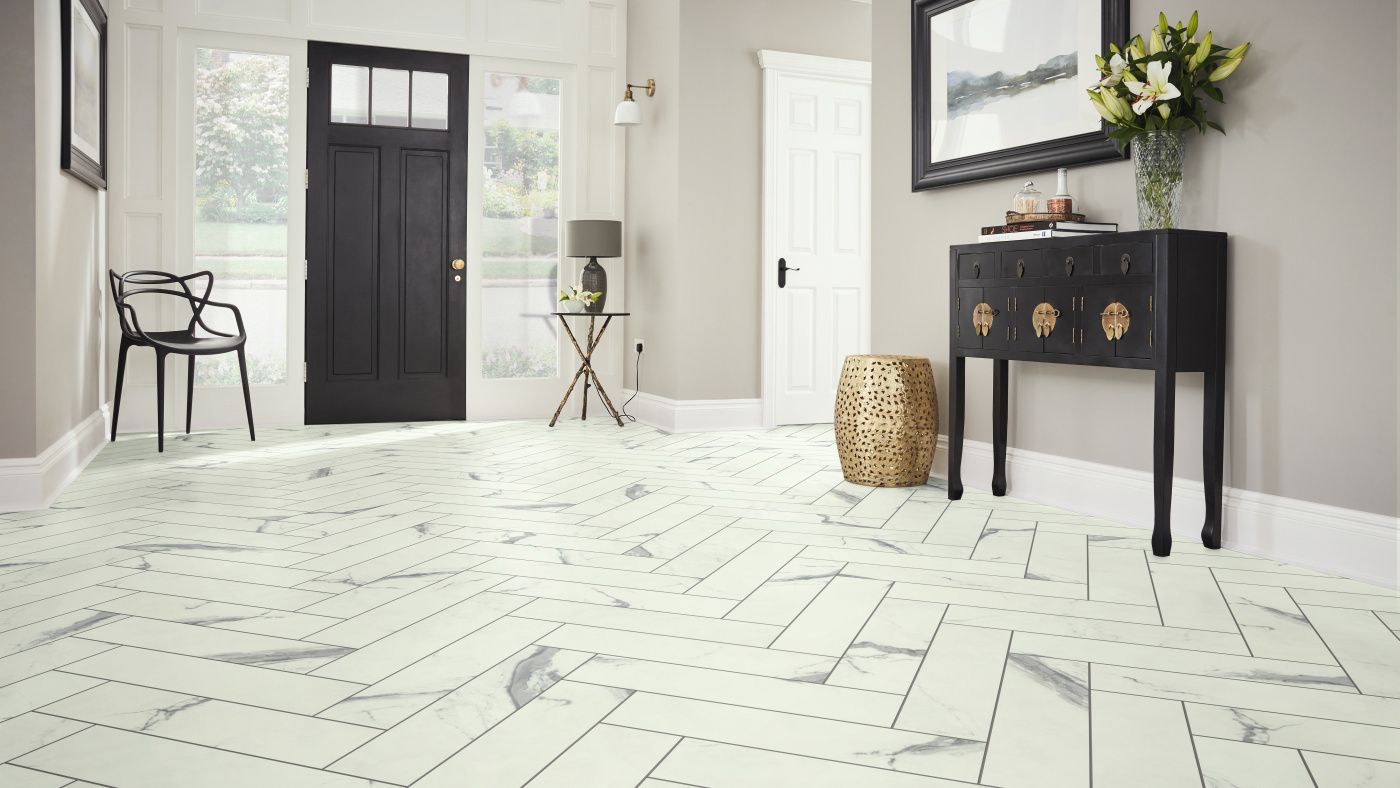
top-left (825, 597), bottom-right (945, 694)
top-left (980, 654), bottom-right (1090, 788)
top-left (1301, 750), bottom-right (1400, 788)
top-left (2, 419), bottom-right (1395, 788)
top-left (570, 654), bottom-right (900, 724)
top-left (41, 681), bottom-right (378, 767)
top-left (651, 737), bottom-right (972, 788)
top-left (1089, 691), bottom-right (1199, 788)
top-left (769, 576), bottom-right (892, 657)
top-left (895, 623), bottom-right (1009, 741)
top-left (413, 680), bottom-right (631, 788)
top-left (608, 692), bottom-right (985, 782)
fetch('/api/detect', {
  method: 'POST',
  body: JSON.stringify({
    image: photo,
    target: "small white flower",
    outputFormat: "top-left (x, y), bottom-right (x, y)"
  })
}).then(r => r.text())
top-left (1124, 61), bottom-right (1182, 115)
top-left (1096, 54), bottom-right (1127, 88)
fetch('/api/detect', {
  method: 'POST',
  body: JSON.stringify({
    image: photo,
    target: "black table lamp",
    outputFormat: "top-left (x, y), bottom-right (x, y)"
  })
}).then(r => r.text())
top-left (565, 220), bottom-right (621, 313)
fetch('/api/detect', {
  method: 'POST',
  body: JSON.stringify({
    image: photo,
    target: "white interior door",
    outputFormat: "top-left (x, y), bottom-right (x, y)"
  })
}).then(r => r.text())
top-left (761, 52), bottom-right (871, 427)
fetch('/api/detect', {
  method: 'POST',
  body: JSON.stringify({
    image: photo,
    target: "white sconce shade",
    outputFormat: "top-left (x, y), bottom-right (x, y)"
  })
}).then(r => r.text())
top-left (614, 99), bottom-right (641, 126)
top-left (613, 79), bottom-right (655, 127)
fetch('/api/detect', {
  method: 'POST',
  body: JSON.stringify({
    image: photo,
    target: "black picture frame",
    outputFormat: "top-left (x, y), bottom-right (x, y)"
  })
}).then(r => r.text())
top-left (911, 0), bottom-right (1128, 191)
top-left (62, 0), bottom-right (107, 190)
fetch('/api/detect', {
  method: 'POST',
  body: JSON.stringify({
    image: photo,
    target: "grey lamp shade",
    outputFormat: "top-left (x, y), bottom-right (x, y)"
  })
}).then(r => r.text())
top-left (566, 220), bottom-right (622, 258)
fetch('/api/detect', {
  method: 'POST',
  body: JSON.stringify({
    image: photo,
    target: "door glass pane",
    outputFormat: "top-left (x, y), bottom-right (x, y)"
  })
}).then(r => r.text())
top-left (481, 74), bottom-right (561, 379)
top-left (411, 71), bottom-right (449, 129)
top-left (194, 48), bottom-right (290, 387)
top-left (330, 64), bottom-right (368, 124)
top-left (372, 68), bottom-right (410, 127)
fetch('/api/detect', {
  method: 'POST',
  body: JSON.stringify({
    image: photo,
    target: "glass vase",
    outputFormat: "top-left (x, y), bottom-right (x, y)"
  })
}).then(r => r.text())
top-left (1131, 130), bottom-right (1185, 230)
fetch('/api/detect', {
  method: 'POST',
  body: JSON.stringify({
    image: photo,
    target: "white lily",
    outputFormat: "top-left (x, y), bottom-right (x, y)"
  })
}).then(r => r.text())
top-left (1096, 54), bottom-right (1127, 88)
top-left (1124, 60), bottom-right (1181, 115)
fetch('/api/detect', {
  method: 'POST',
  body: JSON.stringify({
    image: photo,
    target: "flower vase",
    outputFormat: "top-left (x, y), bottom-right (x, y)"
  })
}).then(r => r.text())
top-left (1131, 130), bottom-right (1185, 230)
top-left (561, 300), bottom-right (584, 314)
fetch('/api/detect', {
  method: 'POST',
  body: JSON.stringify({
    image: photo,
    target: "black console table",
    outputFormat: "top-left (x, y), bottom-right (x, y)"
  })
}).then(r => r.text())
top-left (947, 229), bottom-right (1227, 557)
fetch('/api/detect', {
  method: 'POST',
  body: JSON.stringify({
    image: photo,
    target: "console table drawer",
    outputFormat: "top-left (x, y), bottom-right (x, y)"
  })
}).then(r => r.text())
top-left (958, 252), bottom-right (996, 280)
top-left (1001, 249), bottom-right (1042, 278)
top-left (1054, 245), bottom-right (1094, 277)
top-left (1101, 242), bottom-right (1152, 275)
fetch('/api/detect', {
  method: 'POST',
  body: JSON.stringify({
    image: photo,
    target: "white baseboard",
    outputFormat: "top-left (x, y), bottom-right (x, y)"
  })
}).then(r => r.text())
top-left (934, 436), bottom-right (1399, 590)
top-left (0, 406), bottom-right (110, 513)
top-left (620, 390), bottom-right (765, 433)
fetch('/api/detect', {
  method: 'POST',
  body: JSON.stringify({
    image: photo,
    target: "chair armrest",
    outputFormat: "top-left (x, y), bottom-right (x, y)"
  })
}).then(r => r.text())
top-left (193, 299), bottom-right (247, 338)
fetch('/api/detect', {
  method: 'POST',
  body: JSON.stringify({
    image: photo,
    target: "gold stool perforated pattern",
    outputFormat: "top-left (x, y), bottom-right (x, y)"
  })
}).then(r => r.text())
top-left (835, 355), bottom-right (938, 487)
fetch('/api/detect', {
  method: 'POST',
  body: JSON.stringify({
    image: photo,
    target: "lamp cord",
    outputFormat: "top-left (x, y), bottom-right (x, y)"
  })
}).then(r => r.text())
top-left (618, 350), bottom-right (640, 423)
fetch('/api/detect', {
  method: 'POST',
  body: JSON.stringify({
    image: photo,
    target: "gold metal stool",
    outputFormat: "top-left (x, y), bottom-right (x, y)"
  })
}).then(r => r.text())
top-left (835, 355), bottom-right (938, 487)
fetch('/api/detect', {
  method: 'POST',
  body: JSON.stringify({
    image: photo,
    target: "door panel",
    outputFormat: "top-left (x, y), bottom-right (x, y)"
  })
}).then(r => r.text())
top-left (1010, 287), bottom-right (1043, 353)
top-left (1080, 285), bottom-right (1116, 357)
top-left (1115, 284), bottom-right (1154, 359)
top-left (306, 42), bottom-right (468, 424)
top-left (958, 287), bottom-right (982, 350)
top-left (982, 287), bottom-right (1013, 351)
top-left (1043, 285), bottom-right (1076, 355)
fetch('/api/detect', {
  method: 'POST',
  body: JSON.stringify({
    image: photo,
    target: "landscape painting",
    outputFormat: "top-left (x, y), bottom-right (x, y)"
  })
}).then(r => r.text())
top-left (911, 0), bottom-right (1127, 190)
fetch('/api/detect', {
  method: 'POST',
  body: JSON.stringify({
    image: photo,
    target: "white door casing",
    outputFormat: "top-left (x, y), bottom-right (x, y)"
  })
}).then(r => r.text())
top-left (760, 51), bottom-right (872, 428)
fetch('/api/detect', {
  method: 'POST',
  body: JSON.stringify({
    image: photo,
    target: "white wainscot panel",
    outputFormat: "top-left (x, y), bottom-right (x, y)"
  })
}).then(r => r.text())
top-left (834, 98), bottom-right (861, 135)
top-left (787, 149), bottom-right (816, 252)
top-left (126, 0), bottom-right (163, 10)
top-left (585, 67), bottom-right (615, 213)
top-left (588, 2), bottom-right (616, 55)
top-left (832, 288), bottom-right (860, 387)
top-left (197, 0), bottom-right (289, 23)
top-left (787, 287), bottom-right (816, 392)
top-left (788, 93), bottom-right (816, 131)
top-left (833, 152), bottom-right (860, 254)
top-left (486, 0), bottom-right (564, 50)
top-left (124, 24), bottom-right (162, 199)
top-left (122, 213), bottom-right (165, 384)
top-left (311, 0), bottom-right (470, 40)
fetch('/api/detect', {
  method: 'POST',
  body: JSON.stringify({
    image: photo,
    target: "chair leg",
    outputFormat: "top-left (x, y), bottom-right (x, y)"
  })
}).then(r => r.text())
top-left (155, 349), bottom-right (167, 453)
top-left (186, 355), bottom-right (195, 434)
top-left (236, 348), bottom-right (256, 442)
top-left (111, 337), bottom-right (131, 442)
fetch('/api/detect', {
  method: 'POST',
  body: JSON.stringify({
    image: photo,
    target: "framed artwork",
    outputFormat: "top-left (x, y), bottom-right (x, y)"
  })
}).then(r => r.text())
top-left (911, 0), bottom-right (1127, 191)
top-left (62, 0), bottom-right (107, 190)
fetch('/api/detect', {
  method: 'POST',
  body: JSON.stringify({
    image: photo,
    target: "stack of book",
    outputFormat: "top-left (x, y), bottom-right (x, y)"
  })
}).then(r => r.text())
top-left (978, 220), bottom-right (1117, 243)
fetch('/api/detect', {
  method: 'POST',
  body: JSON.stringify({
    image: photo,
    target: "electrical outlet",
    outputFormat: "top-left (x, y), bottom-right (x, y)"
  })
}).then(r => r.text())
top-left (635, 339), bottom-right (644, 354)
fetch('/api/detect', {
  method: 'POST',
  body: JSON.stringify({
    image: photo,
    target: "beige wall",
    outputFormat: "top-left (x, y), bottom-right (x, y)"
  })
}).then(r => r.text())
top-left (0, 0), bottom-right (107, 461)
top-left (0, 0), bottom-right (39, 459)
top-left (625, 0), bottom-right (872, 400)
top-left (35, 0), bottom-right (106, 451)
top-left (871, 0), bottom-right (1399, 517)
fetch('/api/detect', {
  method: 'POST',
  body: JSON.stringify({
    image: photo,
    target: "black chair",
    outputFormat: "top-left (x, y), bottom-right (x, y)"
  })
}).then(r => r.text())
top-left (109, 270), bottom-right (256, 452)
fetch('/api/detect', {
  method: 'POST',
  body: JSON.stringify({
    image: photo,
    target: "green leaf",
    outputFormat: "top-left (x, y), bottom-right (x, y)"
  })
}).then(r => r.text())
top-left (1207, 120), bottom-right (1225, 134)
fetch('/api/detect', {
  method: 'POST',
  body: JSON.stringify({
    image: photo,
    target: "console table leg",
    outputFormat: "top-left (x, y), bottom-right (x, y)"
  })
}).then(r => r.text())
top-left (948, 356), bottom-right (965, 500)
top-left (1201, 363), bottom-right (1225, 549)
top-left (1153, 369), bottom-right (1177, 557)
top-left (991, 359), bottom-right (1008, 496)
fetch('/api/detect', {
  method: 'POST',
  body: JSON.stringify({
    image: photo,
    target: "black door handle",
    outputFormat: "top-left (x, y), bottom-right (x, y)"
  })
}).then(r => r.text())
top-left (778, 257), bottom-right (800, 288)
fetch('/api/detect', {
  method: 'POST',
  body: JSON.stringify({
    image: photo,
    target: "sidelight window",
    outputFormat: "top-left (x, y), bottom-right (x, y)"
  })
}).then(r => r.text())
top-left (480, 73), bottom-right (562, 380)
top-left (193, 47), bottom-right (290, 387)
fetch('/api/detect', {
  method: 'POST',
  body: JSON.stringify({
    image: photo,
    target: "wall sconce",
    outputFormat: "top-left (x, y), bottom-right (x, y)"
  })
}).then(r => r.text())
top-left (614, 79), bottom-right (656, 126)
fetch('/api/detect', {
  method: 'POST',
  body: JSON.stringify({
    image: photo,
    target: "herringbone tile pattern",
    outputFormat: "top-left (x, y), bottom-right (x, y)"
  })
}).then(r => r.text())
top-left (1, 419), bottom-right (1397, 787)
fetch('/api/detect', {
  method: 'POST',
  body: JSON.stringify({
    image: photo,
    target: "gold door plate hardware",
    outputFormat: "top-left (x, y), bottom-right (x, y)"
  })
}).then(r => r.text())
top-left (972, 302), bottom-right (997, 336)
top-left (452, 259), bottom-right (465, 270)
top-left (1101, 302), bottom-right (1130, 340)
top-left (1032, 303), bottom-right (1061, 337)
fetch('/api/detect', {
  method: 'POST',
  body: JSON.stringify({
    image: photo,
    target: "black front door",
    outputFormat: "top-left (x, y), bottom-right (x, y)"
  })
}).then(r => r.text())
top-left (306, 42), bottom-right (468, 424)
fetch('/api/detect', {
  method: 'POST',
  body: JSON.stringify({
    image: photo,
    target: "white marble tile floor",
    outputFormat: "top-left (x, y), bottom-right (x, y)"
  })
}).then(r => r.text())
top-left (0, 418), bottom-right (1396, 787)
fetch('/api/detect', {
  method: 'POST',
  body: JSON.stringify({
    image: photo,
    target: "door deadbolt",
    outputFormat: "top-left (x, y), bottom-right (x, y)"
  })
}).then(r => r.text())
top-left (451, 259), bottom-right (465, 270)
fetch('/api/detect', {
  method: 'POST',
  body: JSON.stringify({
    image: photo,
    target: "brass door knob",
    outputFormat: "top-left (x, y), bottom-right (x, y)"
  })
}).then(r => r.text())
top-left (1101, 303), bottom-right (1130, 340)
top-left (452, 259), bottom-right (465, 270)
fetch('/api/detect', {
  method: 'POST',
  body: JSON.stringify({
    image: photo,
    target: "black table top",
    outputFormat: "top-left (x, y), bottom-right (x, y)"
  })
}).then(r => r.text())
top-left (551, 311), bottom-right (630, 316)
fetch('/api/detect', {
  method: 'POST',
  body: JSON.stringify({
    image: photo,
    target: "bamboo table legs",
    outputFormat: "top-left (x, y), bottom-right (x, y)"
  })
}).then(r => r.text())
top-left (549, 315), bottom-right (623, 427)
